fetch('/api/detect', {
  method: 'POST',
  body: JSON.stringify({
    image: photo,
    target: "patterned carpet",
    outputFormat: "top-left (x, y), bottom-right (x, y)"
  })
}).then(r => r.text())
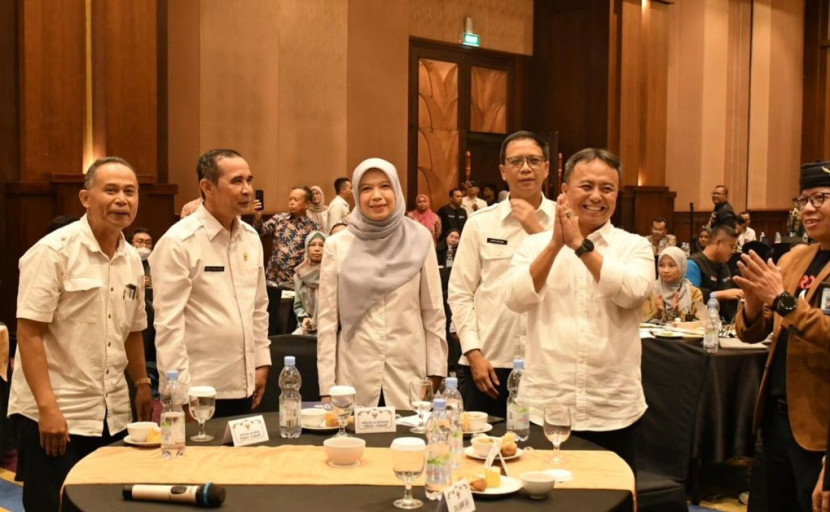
top-left (0, 467), bottom-right (22, 512)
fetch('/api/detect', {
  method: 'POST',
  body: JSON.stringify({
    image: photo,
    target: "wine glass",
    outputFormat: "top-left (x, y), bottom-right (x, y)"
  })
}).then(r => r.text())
top-left (390, 437), bottom-right (426, 509)
top-left (408, 379), bottom-right (433, 434)
top-left (329, 385), bottom-right (356, 437)
top-left (188, 386), bottom-right (216, 442)
top-left (543, 404), bottom-right (572, 465)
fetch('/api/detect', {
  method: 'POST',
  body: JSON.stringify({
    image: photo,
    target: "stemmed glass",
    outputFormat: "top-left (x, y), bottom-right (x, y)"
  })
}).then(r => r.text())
top-left (543, 404), bottom-right (572, 465)
top-left (390, 437), bottom-right (426, 509)
top-left (329, 385), bottom-right (356, 437)
top-left (187, 386), bottom-right (216, 442)
top-left (408, 379), bottom-right (433, 434)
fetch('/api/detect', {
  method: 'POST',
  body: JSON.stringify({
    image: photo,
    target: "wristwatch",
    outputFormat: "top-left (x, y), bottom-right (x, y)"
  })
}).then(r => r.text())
top-left (574, 238), bottom-right (594, 258)
top-left (772, 292), bottom-right (797, 317)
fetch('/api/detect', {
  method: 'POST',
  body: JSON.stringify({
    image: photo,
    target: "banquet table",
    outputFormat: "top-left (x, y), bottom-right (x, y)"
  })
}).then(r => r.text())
top-left (62, 414), bottom-right (634, 512)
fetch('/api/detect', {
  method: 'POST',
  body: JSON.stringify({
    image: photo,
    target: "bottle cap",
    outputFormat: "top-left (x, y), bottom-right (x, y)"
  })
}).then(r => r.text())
top-left (445, 377), bottom-right (458, 389)
top-left (433, 398), bottom-right (446, 410)
top-left (166, 370), bottom-right (179, 380)
top-left (709, 291), bottom-right (718, 301)
top-left (284, 356), bottom-right (296, 366)
top-left (513, 359), bottom-right (524, 370)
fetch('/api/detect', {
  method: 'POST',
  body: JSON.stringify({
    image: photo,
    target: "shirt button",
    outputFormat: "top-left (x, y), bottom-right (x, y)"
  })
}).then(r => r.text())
top-left (108, 342), bottom-right (111, 347)
top-left (108, 314), bottom-right (111, 319)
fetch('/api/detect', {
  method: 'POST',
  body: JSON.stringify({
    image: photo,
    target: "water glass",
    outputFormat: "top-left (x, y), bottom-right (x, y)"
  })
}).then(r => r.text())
top-left (408, 380), bottom-right (433, 434)
top-left (329, 385), bottom-right (356, 437)
top-left (543, 404), bottom-right (572, 465)
top-left (391, 437), bottom-right (426, 509)
top-left (188, 386), bottom-right (216, 442)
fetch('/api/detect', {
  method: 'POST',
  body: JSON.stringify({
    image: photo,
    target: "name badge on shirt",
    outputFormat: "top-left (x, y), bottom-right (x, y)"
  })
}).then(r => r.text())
top-left (486, 238), bottom-right (507, 245)
top-left (205, 266), bottom-right (225, 272)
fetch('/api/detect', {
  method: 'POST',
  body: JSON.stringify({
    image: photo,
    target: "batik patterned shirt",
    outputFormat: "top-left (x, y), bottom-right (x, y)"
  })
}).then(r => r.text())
top-left (257, 213), bottom-right (318, 288)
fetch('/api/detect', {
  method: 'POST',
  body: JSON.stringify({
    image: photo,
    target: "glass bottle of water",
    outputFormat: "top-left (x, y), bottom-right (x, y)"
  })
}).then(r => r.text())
top-left (425, 398), bottom-right (451, 500)
top-left (704, 294), bottom-right (720, 353)
top-left (506, 359), bottom-right (530, 441)
top-left (279, 356), bottom-right (302, 439)
top-left (161, 370), bottom-right (186, 459)
top-left (442, 378), bottom-right (464, 469)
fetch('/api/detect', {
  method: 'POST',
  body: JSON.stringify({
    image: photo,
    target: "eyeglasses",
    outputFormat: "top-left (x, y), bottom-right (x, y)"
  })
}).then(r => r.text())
top-left (504, 155), bottom-right (546, 169)
top-left (794, 192), bottom-right (830, 210)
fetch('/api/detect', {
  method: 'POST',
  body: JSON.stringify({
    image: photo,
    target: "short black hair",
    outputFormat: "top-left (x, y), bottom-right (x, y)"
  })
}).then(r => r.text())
top-left (448, 187), bottom-right (464, 198)
top-left (129, 227), bottom-right (151, 243)
top-left (84, 157), bottom-right (136, 190)
top-left (652, 216), bottom-right (667, 225)
top-left (334, 177), bottom-right (351, 194)
top-left (710, 225), bottom-right (737, 240)
top-left (499, 130), bottom-right (550, 164)
top-left (714, 185), bottom-right (729, 195)
top-left (563, 148), bottom-right (622, 183)
top-left (47, 215), bottom-right (78, 234)
top-left (292, 186), bottom-right (313, 203)
top-left (481, 183), bottom-right (498, 193)
top-left (196, 149), bottom-right (243, 199)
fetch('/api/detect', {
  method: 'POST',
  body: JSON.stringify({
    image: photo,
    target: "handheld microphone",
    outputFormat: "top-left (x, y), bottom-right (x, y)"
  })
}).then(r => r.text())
top-left (122, 483), bottom-right (226, 508)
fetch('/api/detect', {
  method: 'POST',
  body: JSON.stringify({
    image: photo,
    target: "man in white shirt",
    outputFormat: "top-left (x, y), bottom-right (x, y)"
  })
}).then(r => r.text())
top-left (448, 130), bottom-right (555, 416)
top-left (9, 157), bottom-right (153, 511)
top-left (151, 149), bottom-right (271, 418)
top-left (504, 148), bottom-right (653, 470)
top-left (735, 210), bottom-right (757, 252)
top-left (461, 180), bottom-right (487, 214)
top-left (327, 177), bottom-right (353, 229)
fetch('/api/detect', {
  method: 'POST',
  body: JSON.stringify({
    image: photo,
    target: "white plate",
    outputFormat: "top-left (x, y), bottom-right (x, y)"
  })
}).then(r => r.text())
top-left (463, 424), bottom-right (493, 436)
top-left (303, 423), bottom-right (340, 432)
top-left (651, 330), bottom-right (682, 339)
top-left (471, 476), bottom-right (522, 496)
top-left (464, 446), bottom-right (523, 461)
top-left (124, 435), bottom-right (160, 447)
top-left (543, 469), bottom-right (574, 482)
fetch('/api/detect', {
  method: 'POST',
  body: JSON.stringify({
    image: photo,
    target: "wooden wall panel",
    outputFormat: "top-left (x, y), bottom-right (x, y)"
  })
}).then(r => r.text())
top-left (801, 0), bottom-right (829, 162)
top-left (19, 0), bottom-right (86, 180)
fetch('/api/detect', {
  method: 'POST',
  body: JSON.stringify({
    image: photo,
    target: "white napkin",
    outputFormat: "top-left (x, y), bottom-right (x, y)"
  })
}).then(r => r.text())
top-left (718, 337), bottom-right (768, 350)
top-left (396, 412), bottom-right (431, 426)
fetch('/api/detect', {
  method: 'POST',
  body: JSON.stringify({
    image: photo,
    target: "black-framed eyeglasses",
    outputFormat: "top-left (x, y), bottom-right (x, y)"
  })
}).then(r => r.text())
top-left (794, 192), bottom-right (830, 210)
top-left (504, 155), bottom-right (546, 169)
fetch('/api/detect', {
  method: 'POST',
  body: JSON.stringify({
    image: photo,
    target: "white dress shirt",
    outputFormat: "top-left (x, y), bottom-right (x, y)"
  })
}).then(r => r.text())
top-left (10, 215), bottom-right (147, 436)
top-left (461, 196), bottom-right (488, 215)
top-left (327, 195), bottom-right (351, 228)
top-left (736, 226), bottom-right (757, 252)
top-left (504, 221), bottom-right (653, 431)
top-left (316, 230), bottom-right (448, 408)
top-left (448, 197), bottom-right (556, 368)
top-left (150, 205), bottom-right (271, 401)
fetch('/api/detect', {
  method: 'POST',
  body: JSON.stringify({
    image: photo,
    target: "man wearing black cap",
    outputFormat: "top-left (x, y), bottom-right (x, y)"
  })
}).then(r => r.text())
top-left (734, 161), bottom-right (830, 511)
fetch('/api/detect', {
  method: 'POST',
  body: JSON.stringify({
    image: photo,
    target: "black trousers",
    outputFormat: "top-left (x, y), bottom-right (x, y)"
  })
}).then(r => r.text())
top-left (214, 396), bottom-right (254, 419)
top-left (575, 419), bottom-right (641, 474)
top-left (757, 401), bottom-right (824, 512)
top-left (13, 414), bottom-right (124, 512)
top-left (456, 364), bottom-right (511, 418)
top-left (266, 286), bottom-right (283, 336)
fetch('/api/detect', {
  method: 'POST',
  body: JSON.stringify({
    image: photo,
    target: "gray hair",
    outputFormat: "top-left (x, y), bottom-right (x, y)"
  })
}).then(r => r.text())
top-left (563, 148), bottom-right (622, 183)
top-left (84, 157), bottom-right (136, 189)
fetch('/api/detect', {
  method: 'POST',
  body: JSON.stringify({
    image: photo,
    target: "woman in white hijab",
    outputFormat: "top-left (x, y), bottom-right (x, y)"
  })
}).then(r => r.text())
top-left (643, 246), bottom-right (704, 322)
top-left (306, 185), bottom-right (329, 233)
top-left (317, 158), bottom-right (448, 408)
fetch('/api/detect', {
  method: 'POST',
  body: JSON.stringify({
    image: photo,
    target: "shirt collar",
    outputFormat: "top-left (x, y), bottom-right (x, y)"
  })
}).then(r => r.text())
top-left (78, 214), bottom-right (128, 258)
top-left (586, 220), bottom-right (616, 244)
top-left (497, 194), bottom-right (556, 221)
top-left (196, 203), bottom-right (239, 241)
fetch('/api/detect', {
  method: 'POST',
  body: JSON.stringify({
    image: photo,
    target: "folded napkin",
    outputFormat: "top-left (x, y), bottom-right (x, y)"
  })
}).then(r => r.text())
top-left (396, 412), bottom-right (431, 427)
top-left (719, 337), bottom-right (768, 350)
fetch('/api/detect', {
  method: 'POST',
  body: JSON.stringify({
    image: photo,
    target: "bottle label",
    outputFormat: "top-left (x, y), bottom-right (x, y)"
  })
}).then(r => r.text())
top-left (507, 402), bottom-right (530, 430)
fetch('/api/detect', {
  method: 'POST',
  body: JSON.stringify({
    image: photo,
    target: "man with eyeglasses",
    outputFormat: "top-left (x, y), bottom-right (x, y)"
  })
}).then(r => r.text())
top-left (734, 161), bottom-right (830, 511)
top-left (448, 130), bottom-right (556, 416)
top-left (707, 185), bottom-right (738, 230)
top-left (686, 225), bottom-right (743, 320)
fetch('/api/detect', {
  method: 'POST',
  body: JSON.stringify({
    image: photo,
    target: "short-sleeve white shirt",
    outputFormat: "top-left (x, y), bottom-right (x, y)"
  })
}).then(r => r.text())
top-left (9, 215), bottom-right (148, 436)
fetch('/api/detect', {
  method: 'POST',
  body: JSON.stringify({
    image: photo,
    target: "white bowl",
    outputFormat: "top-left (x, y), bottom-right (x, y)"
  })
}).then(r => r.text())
top-left (323, 437), bottom-right (365, 467)
top-left (301, 408), bottom-right (328, 428)
top-left (127, 421), bottom-right (157, 442)
top-left (470, 435), bottom-right (498, 458)
top-left (465, 411), bottom-right (488, 431)
top-left (520, 471), bottom-right (556, 499)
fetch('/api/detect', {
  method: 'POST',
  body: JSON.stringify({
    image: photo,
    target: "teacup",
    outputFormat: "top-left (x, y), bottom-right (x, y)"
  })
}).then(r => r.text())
top-left (520, 471), bottom-right (556, 499)
top-left (470, 435), bottom-right (498, 458)
top-left (465, 411), bottom-right (488, 432)
top-left (127, 421), bottom-right (157, 443)
top-left (301, 408), bottom-right (327, 428)
top-left (323, 437), bottom-right (365, 467)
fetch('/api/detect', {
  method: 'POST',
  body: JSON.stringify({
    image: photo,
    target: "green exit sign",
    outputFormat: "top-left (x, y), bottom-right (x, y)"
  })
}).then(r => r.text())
top-left (462, 33), bottom-right (480, 47)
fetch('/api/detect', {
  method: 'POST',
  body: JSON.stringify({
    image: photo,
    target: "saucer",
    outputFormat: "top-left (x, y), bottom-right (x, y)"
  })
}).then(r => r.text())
top-left (471, 476), bottom-right (522, 496)
top-left (124, 435), bottom-right (160, 447)
top-left (462, 424), bottom-right (493, 436)
top-left (464, 446), bottom-right (523, 461)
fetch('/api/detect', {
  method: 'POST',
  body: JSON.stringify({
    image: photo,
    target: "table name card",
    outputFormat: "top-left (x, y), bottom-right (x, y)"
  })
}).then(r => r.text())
top-left (354, 407), bottom-right (396, 434)
top-left (221, 415), bottom-right (269, 446)
top-left (438, 479), bottom-right (475, 512)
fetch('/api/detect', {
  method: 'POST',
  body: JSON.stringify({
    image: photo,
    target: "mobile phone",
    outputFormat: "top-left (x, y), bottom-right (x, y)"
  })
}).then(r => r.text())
top-left (255, 189), bottom-right (264, 210)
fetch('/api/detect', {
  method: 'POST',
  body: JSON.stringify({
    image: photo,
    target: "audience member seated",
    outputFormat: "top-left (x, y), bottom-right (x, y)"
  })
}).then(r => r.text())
top-left (645, 216), bottom-right (676, 256)
top-left (407, 193), bottom-right (441, 243)
top-left (691, 226), bottom-right (711, 254)
top-left (317, 158), bottom-right (447, 409)
top-left (461, 180), bottom-right (487, 214)
top-left (254, 186), bottom-right (319, 335)
top-left (437, 228), bottom-right (460, 267)
top-left (293, 231), bottom-right (326, 336)
top-left (642, 247), bottom-right (704, 323)
top-left (327, 177), bottom-right (353, 227)
top-left (686, 225), bottom-right (743, 320)
top-left (306, 185), bottom-right (330, 234)
top-left (480, 182), bottom-right (499, 206)
top-left (437, 187), bottom-right (468, 242)
top-left (735, 210), bottom-right (756, 252)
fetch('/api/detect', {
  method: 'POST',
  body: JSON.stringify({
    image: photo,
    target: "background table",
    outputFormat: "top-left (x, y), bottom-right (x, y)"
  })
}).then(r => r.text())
top-left (63, 414), bottom-right (633, 512)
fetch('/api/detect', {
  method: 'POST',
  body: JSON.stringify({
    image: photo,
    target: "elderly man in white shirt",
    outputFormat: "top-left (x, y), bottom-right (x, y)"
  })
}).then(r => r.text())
top-left (505, 148), bottom-right (653, 470)
top-left (449, 130), bottom-right (556, 417)
top-left (327, 177), bottom-right (353, 229)
top-left (9, 157), bottom-right (153, 511)
top-left (151, 149), bottom-right (270, 418)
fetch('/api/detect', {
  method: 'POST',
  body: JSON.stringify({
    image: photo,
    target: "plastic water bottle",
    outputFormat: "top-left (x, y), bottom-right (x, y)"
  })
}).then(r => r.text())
top-left (446, 246), bottom-right (454, 268)
top-left (774, 232), bottom-right (782, 244)
top-left (279, 356), bottom-right (302, 439)
top-left (760, 231), bottom-right (766, 244)
top-left (160, 370), bottom-right (186, 459)
top-left (682, 242), bottom-right (690, 257)
top-left (442, 378), bottom-right (464, 469)
top-left (506, 359), bottom-right (530, 441)
top-left (704, 294), bottom-right (720, 353)
top-left (425, 398), bottom-right (451, 500)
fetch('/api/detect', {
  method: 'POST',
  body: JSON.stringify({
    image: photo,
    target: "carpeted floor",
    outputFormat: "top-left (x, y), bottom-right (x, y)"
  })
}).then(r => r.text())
top-left (0, 467), bottom-right (22, 512)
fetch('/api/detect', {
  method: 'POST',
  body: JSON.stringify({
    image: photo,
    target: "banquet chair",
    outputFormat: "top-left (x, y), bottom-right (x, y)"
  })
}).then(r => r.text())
top-left (637, 337), bottom-right (709, 512)
top-left (260, 335), bottom-right (320, 412)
